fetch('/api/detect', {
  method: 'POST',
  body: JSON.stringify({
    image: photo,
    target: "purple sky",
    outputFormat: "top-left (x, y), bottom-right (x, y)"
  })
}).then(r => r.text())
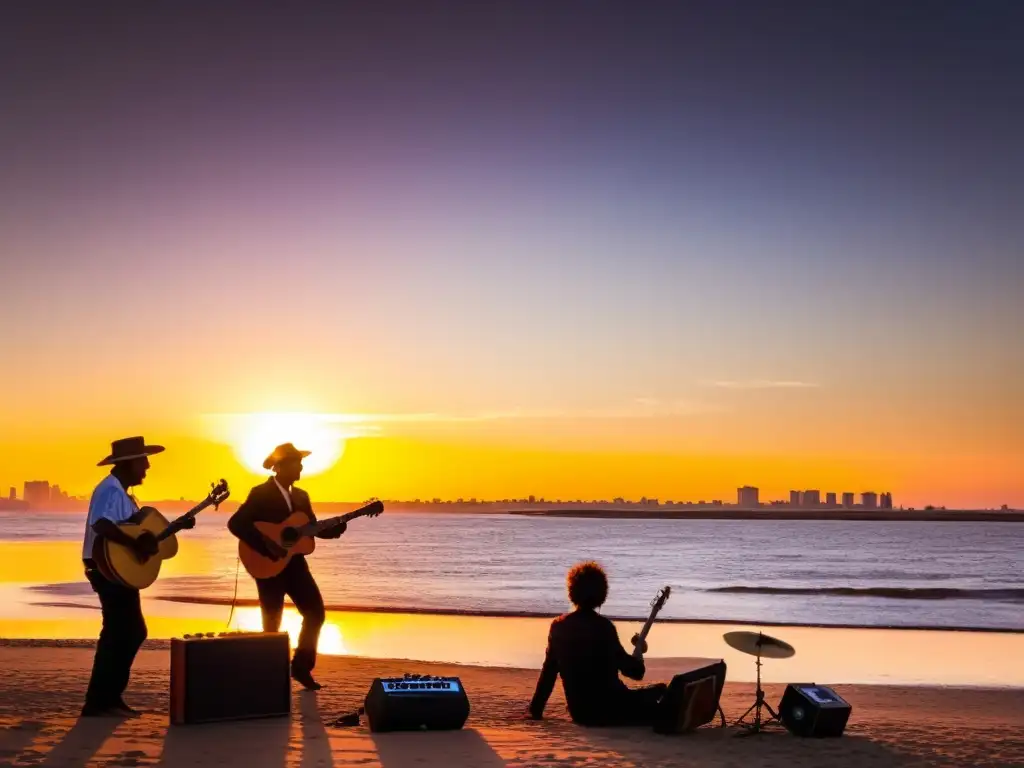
top-left (0, 3), bottom-right (1021, 504)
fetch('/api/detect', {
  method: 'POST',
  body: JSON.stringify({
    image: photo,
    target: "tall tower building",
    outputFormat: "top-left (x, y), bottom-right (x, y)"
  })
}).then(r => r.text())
top-left (862, 492), bottom-right (878, 509)
top-left (790, 490), bottom-right (801, 507)
top-left (802, 490), bottom-right (821, 507)
top-left (23, 481), bottom-right (50, 508)
top-left (737, 486), bottom-right (759, 508)
top-left (842, 492), bottom-right (855, 507)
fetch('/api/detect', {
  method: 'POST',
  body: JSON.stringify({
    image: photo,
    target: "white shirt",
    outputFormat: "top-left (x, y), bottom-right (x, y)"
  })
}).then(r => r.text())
top-left (83, 474), bottom-right (139, 559)
top-left (273, 477), bottom-right (293, 513)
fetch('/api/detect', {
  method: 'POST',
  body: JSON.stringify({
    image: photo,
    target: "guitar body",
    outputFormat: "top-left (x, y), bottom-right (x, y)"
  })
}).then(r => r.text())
top-left (238, 511), bottom-right (316, 580)
top-left (92, 507), bottom-right (179, 589)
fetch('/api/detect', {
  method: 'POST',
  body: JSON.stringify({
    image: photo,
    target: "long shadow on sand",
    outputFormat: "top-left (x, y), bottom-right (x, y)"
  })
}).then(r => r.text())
top-left (36, 716), bottom-right (123, 767)
top-left (298, 692), bottom-right (334, 768)
top-left (583, 724), bottom-right (926, 768)
top-left (156, 714), bottom-right (292, 766)
top-left (0, 721), bottom-right (47, 764)
top-left (372, 728), bottom-right (506, 768)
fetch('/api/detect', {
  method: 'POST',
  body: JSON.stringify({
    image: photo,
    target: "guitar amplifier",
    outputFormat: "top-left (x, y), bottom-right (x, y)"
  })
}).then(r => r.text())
top-left (653, 659), bottom-right (727, 734)
top-left (364, 674), bottom-right (470, 732)
top-left (778, 683), bottom-right (852, 737)
top-left (170, 631), bottom-right (291, 725)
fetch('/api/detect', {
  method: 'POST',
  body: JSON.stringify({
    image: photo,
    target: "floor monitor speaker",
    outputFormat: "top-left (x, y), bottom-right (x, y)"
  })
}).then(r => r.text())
top-left (778, 683), bottom-right (851, 737)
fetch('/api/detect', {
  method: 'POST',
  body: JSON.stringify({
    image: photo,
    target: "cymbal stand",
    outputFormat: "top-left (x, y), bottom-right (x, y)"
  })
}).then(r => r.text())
top-left (733, 649), bottom-right (781, 736)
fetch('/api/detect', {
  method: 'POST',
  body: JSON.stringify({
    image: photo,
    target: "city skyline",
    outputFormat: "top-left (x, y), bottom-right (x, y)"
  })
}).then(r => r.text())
top-left (7, 475), bottom-right (1018, 513)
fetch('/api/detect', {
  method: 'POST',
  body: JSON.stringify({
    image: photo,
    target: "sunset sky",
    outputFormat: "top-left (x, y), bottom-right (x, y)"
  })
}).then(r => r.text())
top-left (1, 4), bottom-right (1021, 507)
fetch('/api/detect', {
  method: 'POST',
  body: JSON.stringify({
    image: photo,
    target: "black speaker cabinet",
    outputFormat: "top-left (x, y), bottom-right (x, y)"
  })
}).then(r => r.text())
top-left (170, 632), bottom-right (291, 725)
top-left (364, 675), bottom-right (470, 732)
top-left (778, 683), bottom-right (851, 737)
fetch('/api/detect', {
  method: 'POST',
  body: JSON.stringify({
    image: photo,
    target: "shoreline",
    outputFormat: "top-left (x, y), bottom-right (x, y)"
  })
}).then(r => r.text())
top-left (0, 637), bottom-right (1022, 689)
top-left (150, 595), bottom-right (1024, 634)
top-left (3, 639), bottom-right (1024, 693)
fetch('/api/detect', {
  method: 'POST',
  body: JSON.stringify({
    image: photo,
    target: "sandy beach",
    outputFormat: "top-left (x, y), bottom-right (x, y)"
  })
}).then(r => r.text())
top-left (0, 642), bottom-right (1021, 767)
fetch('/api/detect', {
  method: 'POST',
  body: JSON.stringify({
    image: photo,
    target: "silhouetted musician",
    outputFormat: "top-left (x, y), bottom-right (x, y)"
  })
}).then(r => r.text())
top-left (227, 443), bottom-right (345, 691)
top-left (527, 561), bottom-right (667, 726)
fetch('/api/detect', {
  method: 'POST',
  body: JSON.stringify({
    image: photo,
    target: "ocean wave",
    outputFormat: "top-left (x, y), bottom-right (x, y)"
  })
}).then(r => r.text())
top-left (706, 586), bottom-right (1024, 602)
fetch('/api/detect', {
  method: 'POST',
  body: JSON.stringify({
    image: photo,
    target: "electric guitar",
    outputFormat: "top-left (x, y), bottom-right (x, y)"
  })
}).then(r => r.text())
top-left (92, 480), bottom-right (230, 589)
top-left (238, 498), bottom-right (384, 580)
top-left (630, 585), bottom-right (671, 657)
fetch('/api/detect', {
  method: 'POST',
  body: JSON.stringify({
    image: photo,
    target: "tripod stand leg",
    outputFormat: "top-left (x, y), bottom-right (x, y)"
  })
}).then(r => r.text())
top-left (733, 699), bottom-right (758, 726)
top-left (717, 704), bottom-right (726, 728)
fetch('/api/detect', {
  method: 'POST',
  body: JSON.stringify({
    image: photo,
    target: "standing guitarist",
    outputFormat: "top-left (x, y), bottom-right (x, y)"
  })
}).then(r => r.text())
top-left (227, 443), bottom-right (346, 691)
top-left (82, 436), bottom-right (194, 717)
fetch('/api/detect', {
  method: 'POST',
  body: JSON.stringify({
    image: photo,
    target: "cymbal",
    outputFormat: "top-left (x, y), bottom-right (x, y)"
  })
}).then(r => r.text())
top-left (723, 630), bottom-right (795, 659)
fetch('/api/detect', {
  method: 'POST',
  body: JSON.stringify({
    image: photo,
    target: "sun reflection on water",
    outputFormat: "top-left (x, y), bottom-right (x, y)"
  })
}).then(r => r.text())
top-left (229, 606), bottom-right (347, 655)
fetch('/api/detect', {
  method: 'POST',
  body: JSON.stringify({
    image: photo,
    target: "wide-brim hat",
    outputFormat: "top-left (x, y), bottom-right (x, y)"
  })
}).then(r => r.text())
top-left (98, 436), bottom-right (165, 466)
top-left (263, 442), bottom-right (311, 470)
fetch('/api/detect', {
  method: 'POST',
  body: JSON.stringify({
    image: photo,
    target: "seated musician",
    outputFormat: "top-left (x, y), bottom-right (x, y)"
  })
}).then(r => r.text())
top-left (527, 561), bottom-right (668, 726)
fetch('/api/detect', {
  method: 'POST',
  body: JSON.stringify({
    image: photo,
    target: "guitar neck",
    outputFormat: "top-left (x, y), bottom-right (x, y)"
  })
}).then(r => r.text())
top-left (295, 500), bottom-right (382, 537)
top-left (636, 609), bottom-right (659, 645)
top-left (297, 510), bottom-right (361, 537)
top-left (155, 497), bottom-right (214, 542)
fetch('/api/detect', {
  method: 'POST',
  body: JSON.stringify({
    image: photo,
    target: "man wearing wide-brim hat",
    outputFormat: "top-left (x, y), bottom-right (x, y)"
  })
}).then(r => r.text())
top-left (227, 442), bottom-right (346, 691)
top-left (82, 436), bottom-right (194, 717)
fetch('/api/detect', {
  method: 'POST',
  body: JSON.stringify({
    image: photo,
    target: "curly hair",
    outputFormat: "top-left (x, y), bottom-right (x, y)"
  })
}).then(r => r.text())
top-left (566, 561), bottom-right (608, 610)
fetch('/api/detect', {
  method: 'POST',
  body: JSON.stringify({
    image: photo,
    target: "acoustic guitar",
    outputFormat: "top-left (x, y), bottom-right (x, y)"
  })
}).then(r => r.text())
top-left (630, 585), bottom-right (671, 657)
top-left (238, 499), bottom-right (384, 580)
top-left (92, 480), bottom-right (230, 589)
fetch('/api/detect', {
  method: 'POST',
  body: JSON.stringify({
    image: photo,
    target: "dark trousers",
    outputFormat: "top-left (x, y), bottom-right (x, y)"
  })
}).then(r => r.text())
top-left (84, 563), bottom-right (148, 709)
top-left (574, 683), bottom-right (669, 727)
top-left (255, 555), bottom-right (325, 672)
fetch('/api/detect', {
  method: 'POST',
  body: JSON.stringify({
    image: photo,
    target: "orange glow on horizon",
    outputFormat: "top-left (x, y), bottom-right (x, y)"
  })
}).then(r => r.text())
top-left (0, 409), bottom-right (1020, 509)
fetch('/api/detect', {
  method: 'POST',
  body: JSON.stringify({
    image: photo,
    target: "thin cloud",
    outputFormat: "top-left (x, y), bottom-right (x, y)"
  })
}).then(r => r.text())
top-left (205, 400), bottom-right (722, 433)
top-left (704, 379), bottom-right (820, 390)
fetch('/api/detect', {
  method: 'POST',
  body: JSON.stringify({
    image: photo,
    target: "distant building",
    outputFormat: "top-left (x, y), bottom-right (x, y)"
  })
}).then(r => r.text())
top-left (7, 487), bottom-right (14, 501)
top-left (24, 481), bottom-right (50, 508)
top-left (880, 492), bottom-right (893, 510)
top-left (789, 490), bottom-right (801, 506)
top-left (737, 486), bottom-right (759, 508)
top-left (842, 492), bottom-right (855, 508)
top-left (802, 490), bottom-right (821, 507)
top-left (861, 491), bottom-right (878, 509)
top-left (826, 492), bottom-right (837, 506)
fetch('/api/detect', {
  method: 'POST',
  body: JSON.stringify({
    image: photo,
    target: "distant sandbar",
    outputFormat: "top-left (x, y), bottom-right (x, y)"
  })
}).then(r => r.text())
top-left (510, 507), bottom-right (1024, 522)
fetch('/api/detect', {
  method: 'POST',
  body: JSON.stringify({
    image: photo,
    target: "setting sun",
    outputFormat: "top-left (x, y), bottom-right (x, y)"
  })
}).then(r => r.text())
top-left (218, 412), bottom-right (349, 477)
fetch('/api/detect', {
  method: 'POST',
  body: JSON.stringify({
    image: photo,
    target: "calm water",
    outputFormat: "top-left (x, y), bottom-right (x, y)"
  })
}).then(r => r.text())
top-left (2, 510), bottom-right (1021, 631)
